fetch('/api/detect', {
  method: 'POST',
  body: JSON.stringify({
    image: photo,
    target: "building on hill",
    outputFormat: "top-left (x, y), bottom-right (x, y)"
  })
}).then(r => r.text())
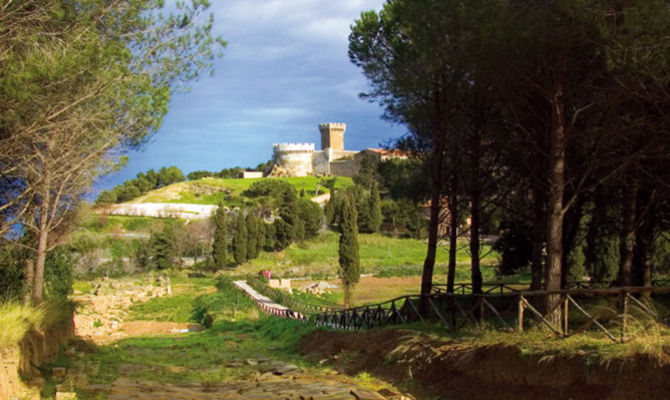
top-left (269, 122), bottom-right (405, 177)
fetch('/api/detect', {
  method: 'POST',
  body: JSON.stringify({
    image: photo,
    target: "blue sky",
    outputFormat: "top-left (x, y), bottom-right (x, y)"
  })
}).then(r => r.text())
top-left (98, 0), bottom-right (405, 190)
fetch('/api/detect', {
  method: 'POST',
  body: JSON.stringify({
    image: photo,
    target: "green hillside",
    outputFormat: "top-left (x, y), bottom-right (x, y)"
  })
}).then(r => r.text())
top-left (131, 176), bottom-right (352, 207)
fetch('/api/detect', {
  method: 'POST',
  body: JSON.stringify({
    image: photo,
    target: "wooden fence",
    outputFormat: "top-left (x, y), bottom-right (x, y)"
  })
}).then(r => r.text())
top-left (244, 277), bottom-right (670, 343)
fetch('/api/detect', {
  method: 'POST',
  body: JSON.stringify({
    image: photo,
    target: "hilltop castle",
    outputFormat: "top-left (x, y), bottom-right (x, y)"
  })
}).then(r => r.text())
top-left (269, 123), bottom-right (405, 177)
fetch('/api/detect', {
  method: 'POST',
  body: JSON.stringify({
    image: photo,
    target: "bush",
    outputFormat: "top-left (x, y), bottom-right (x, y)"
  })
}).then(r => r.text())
top-left (44, 247), bottom-right (74, 301)
top-left (493, 219), bottom-right (532, 276)
top-left (0, 244), bottom-right (27, 301)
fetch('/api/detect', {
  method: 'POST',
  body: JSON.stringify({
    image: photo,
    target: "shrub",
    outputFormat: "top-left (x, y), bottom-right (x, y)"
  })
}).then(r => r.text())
top-left (493, 218), bottom-right (532, 276)
top-left (44, 247), bottom-right (74, 301)
top-left (232, 212), bottom-right (248, 265)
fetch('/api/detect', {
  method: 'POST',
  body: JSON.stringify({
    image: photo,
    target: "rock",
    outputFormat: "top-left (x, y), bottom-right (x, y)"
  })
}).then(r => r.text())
top-left (319, 359), bottom-right (330, 365)
top-left (84, 384), bottom-right (111, 391)
top-left (274, 363), bottom-right (299, 375)
top-left (55, 392), bottom-right (77, 400)
top-left (377, 388), bottom-right (397, 397)
top-left (246, 359), bottom-right (259, 366)
top-left (225, 360), bottom-right (245, 367)
top-left (350, 388), bottom-right (387, 400)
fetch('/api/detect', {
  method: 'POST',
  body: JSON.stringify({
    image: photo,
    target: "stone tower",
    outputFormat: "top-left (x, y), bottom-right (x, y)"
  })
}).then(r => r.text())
top-left (319, 123), bottom-right (346, 151)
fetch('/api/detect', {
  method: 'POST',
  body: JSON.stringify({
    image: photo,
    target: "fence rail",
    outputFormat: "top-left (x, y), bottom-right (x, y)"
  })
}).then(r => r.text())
top-left (432, 279), bottom-right (670, 294)
top-left (240, 277), bottom-right (670, 343)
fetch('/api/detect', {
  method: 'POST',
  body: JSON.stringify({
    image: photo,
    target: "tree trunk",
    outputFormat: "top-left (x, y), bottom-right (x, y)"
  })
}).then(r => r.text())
top-left (470, 184), bottom-right (482, 294)
top-left (447, 191), bottom-right (458, 293)
top-left (618, 176), bottom-right (638, 287)
top-left (545, 85), bottom-right (567, 324)
top-left (24, 258), bottom-right (34, 305)
top-left (530, 189), bottom-right (545, 291)
top-left (561, 198), bottom-right (584, 288)
top-left (420, 132), bottom-right (445, 310)
top-left (633, 188), bottom-right (653, 291)
top-left (32, 202), bottom-right (50, 305)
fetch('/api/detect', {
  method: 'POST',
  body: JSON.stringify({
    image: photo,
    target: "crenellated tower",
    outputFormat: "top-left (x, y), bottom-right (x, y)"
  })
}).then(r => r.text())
top-left (319, 123), bottom-right (346, 151)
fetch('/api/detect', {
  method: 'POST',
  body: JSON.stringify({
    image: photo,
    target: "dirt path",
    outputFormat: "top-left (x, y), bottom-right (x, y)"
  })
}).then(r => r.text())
top-left (66, 278), bottom-right (407, 400)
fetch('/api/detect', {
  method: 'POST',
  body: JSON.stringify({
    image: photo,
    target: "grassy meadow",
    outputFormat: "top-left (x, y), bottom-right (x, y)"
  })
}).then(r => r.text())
top-left (136, 176), bottom-right (353, 206)
top-left (240, 230), bottom-right (501, 280)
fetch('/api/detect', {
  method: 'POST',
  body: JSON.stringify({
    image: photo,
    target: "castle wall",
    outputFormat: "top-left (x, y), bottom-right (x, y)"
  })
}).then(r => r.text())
top-left (272, 143), bottom-right (315, 177)
top-left (329, 159), bottom-right (356, 177)
top-left (312, 149), bottom-right (331, 175)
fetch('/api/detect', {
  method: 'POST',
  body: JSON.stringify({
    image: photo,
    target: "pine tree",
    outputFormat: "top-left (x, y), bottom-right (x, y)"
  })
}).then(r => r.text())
top-left (338, 195), bottom-right (360, 308)
top-left (368, 183), bottom-right (382, 233)
top-left (233, 212), bottom-right (248, 265)
top-left (211, 204), bottom-right (228, 269)
top-left (246, 212), bottom-right (260, 260)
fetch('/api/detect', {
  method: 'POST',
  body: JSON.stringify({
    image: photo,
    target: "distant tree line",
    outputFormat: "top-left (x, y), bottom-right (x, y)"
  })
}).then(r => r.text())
top-left (96, 166), bottom-right (186, 205)
top-left (186, 160), bottom-right (272, 181)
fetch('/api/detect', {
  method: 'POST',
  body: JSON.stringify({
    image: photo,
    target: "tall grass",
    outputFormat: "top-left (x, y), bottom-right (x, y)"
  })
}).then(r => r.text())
top-left (0, 302), bottom-right (44, 348)
top-left (0, 300), bottom-right (75, 349)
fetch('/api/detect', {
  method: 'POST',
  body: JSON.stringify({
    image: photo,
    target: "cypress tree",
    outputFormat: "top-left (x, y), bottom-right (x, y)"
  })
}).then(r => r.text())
top-left (256, 217), bottom-right (265, 255)
top-left (211, 204), bottom-right (228, 269)
top-left (338, 195), bottom-right (360, 308)
top-left (246, 212), bottom-right (260, 260)
top-left (274, 219), bottom-right (292, 250)
top-left (354, 185), bottom-right (371, 233)
top-left (279, 188), bottom-right (298, 242)
top-left (369, 182), bottom-right (382, 233)
top-left (233, 212), bottom-right (248, 265)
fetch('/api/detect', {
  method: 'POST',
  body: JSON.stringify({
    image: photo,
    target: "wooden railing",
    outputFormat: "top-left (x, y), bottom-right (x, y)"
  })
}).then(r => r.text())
top-left (242, 277), bottom-right (670, 343)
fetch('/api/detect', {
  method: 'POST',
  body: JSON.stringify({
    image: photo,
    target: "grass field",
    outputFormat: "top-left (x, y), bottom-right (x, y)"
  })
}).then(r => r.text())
top-left (136, 176), bottom-right (353, 206)
top-left (236, 230), bottom-right (502, 281)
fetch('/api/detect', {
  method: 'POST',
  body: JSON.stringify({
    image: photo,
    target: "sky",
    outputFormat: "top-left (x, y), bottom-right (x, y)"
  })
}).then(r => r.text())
top-left (97, 0), bottom-right (406, 190)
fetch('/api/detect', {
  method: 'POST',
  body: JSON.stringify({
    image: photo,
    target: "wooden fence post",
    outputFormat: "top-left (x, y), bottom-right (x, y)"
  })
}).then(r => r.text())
top-left (517, 295), bottom-right (524, 332)
top-left (563, 297), bottom-right (569, 335)
top-left (479, 297), bottom-right (485, 325)
top-left (621, 291), bottom-right (629, 343)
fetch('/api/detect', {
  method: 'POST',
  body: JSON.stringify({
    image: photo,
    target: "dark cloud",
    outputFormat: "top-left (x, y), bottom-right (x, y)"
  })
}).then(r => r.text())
top-left (98, 1), bottom-right (404, 189)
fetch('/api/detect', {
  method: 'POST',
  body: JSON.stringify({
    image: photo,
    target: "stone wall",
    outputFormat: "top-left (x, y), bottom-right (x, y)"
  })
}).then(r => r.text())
top-left (329, 159), bottom-right (356, 178)
top-left (0, 311), bottom-right (75, 400)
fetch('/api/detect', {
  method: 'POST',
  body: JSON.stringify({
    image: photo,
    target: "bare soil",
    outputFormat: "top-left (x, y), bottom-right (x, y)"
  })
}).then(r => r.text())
top-left (300, 329), bottom-right (670, 400)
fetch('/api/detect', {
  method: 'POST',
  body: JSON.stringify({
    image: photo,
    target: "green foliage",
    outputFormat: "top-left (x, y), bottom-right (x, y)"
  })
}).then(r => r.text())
top-left (653, 233), bottom-right (670, 276)
top-left (148, 226), bottom-right (175, 270)
top-left (263, 222), bottom-right (277, 251)
top-left (377, 158), bottom-right (428, 201)
top-left (211, 204), bottom-right (228, 269)
top-left (367, 183), bottom-right (382, 233)
top-left (493, 219), bottom-right (532, 276)
top-left (352, 155), bottom-right (377, 190)
top-left (98, 166), bottom-right (186, 204)
top-left (273, 219), bottom-right (292, 251)
top-left (0, 243), bottom-right (27, 301)
top-left (338, 195), bottom-right (360, 307)
top-left (0, 303), bottom-right (43, 348)
top-left (187, 170), bottom-right (215, 181)
top-left (586, 202), bottom-right (620, 285)
top-left (246, 212), bottom-right (261, 260)
top-left (44, 247), bottom-right (74, 301)
top-left (296, 199), bottom-right (323, 239)
top-left (233, 212), bottom-right (248, 265)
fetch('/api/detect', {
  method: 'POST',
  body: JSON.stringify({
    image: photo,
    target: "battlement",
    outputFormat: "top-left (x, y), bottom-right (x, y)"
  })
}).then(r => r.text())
top-left (318, 122), bottom-right (346, 130)
top-left (318, 122), bottom-right (346, 151)
top-left (272, 143), bottom-right (315, 152)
